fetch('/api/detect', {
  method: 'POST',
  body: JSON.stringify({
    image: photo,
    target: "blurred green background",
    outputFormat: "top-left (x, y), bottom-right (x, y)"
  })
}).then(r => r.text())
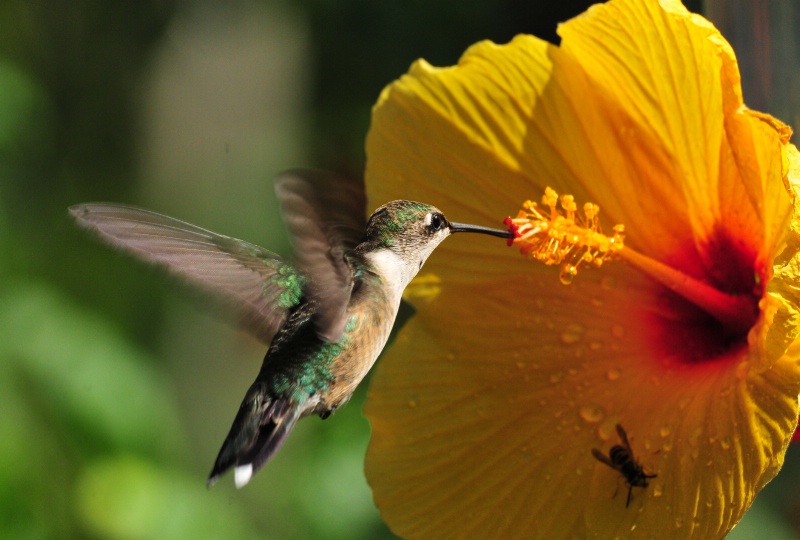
top-left (2, 0), bottom-right (799, 538)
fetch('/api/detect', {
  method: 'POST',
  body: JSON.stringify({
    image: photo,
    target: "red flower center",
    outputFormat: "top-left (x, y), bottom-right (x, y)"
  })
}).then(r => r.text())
top-left (647, 228), bottom-right (763, 365)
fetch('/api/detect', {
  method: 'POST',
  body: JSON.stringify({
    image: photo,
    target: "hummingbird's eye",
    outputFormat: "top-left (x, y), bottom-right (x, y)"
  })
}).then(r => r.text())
top-left (427, 212), bottom-right (444, 231)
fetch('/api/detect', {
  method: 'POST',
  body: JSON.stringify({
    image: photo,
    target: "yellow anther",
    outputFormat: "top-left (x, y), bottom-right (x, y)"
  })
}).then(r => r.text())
top-left (542, 187), bottom-right (559, 209)
top-left (560, 194), bottom-right (577, 215)
top-left (506, 187), bottom-right (625, 284)
top-left (584, 202), bottom-right (599, 221)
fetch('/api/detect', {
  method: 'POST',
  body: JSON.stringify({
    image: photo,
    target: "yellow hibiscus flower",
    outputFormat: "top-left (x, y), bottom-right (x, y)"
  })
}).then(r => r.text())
top-left (363, 0), bottom-right (800, 538)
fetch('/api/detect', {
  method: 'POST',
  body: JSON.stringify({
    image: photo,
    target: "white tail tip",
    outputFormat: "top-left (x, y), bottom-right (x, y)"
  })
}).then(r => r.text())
top-left (234, 464), bottom-right (253, 488)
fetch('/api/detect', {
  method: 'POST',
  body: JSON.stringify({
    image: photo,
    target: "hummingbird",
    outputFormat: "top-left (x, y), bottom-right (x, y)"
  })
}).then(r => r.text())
top-left (69, 169), bottom-right (512, 488)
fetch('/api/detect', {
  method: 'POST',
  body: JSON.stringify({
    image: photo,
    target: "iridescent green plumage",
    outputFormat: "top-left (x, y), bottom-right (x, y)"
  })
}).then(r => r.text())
top-left (270, 265), bottom-right (305, 309)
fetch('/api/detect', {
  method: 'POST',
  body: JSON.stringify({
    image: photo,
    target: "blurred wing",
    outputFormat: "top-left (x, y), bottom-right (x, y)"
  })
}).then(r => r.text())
top-left (591, 448), bottom-right (616, 469)
top-left (274, 169), bottom-right (366, 343)
top-left (69, 203), bottom-right (303, 344)
top-left (616, 424), bottom-right (632, 452)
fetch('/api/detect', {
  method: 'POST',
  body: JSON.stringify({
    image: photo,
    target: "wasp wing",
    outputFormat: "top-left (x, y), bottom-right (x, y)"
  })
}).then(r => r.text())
top-left (591, 448), bottom-right (617, 469)
top-left (615, 424), bottom-right (635, 455)
top-left (69, 203), bottom-right (303, 344)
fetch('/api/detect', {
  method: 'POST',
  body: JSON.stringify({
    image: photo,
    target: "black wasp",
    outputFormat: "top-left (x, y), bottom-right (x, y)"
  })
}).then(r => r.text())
top-left (591, 424), bottom-right (657, 507)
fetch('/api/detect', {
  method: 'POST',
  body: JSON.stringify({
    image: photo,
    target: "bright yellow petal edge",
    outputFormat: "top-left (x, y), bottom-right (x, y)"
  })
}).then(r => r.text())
top-left (364, 0), bottom-right (800, 539)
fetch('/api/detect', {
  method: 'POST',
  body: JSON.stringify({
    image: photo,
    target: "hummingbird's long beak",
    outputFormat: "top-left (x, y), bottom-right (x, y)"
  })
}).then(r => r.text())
top-left (449, 222), bottom-right (515, 239)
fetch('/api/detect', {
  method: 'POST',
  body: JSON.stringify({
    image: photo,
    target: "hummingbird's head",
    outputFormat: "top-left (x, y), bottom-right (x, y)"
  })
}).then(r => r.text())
top-left (361, 200), bottom-right (513, 280)
top-left (362, 200), bottom-right (453, 264)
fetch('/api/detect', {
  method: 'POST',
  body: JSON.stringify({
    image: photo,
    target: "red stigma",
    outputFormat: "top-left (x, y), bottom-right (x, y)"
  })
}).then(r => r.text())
top-left (504, 216), bottom-right (520, 246)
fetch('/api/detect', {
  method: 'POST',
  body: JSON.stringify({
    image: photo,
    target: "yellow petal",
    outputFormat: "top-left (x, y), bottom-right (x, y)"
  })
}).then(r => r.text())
top-left (559, 0), bottom-right (797, 274)
top-left (366, 268), bottom-right (800, 538)
top-left (559, 0), bottom-right (727, 220)
top-left (364, 0), bottom-right (800, 538)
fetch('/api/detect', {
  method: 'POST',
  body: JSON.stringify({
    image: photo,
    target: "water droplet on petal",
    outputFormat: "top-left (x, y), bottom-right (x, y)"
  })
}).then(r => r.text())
top-left (579, 403), bottom-right (604, 424)
top-left (549, 371), bottom-right (565, 384)
top-left (559, 263), bottom-right (577, 285)
top-left (606, 367), bottom-right (621, 381)
top-left (659, 426), bottom-right (671, 438)
top-left (560, 323), bottom-right (585, 344)
top-left (598, 418), bottom-right (618, 440)
top-left (610, 324), bottom-right (625, 338)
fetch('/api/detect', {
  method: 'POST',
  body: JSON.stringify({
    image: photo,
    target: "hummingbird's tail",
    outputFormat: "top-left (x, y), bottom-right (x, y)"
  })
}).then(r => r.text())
top-left (207, 382), bottom-right (302, 488)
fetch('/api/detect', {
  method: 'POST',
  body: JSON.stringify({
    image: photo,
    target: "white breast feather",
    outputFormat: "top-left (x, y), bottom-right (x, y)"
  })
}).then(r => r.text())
top-left (365, 249), bottom-right (415, 307)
